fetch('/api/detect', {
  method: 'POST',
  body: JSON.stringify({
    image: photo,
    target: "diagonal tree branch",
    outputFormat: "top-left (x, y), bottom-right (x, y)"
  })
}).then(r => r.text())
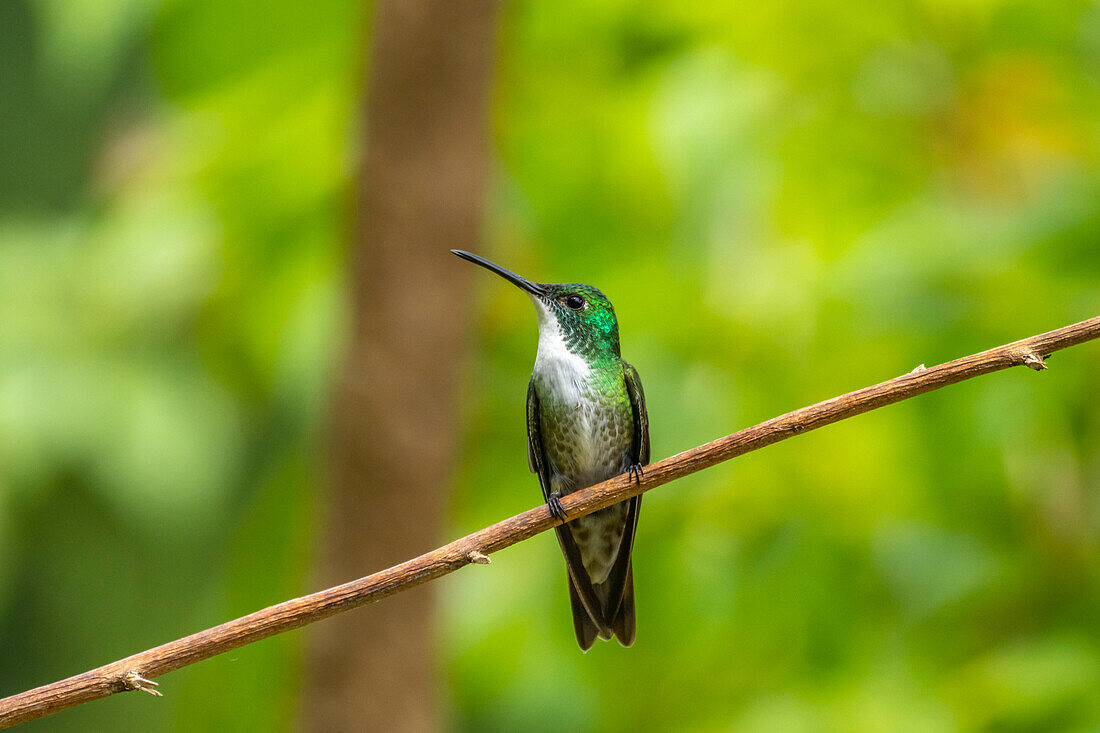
top-left (2, 315), bottom-right (1099, 728)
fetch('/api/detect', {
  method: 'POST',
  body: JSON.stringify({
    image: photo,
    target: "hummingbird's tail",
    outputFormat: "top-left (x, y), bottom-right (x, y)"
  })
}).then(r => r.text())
top-left (567, 565), bottom-right (636, 651)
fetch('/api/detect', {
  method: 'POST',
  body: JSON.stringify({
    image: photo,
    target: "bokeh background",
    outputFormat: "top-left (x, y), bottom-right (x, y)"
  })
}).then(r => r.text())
top-left (3, 0), bottom-right (1100, 730)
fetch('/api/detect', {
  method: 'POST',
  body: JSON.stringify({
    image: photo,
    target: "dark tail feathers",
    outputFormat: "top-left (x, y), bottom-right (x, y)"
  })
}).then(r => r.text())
top-left (568, 565), bottom-right (635, 651)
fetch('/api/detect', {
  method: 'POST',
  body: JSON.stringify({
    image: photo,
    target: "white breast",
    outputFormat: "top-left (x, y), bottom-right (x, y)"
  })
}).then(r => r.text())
top-left (531, 295), bottom-right (590, 404)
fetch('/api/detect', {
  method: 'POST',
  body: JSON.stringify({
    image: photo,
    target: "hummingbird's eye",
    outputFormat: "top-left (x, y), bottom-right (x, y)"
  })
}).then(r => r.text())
top-left (564, 294), bottom-right (585, 310)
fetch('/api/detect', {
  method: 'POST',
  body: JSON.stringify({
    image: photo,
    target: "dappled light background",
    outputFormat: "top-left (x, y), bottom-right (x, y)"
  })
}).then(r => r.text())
top-left (3, 0), bottom-right (1100, 730)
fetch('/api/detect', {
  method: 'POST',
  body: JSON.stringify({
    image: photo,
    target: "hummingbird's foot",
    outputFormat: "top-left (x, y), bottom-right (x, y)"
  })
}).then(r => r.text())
top-left (547, 493), bottom-right (567, 523)
top-left (627, 463), bottom-right (645, 485)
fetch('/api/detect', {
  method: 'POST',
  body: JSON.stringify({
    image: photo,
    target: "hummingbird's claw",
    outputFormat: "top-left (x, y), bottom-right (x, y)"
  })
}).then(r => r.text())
top-left (547, 493), bottom-right (567, 523)
top-left (627, 463), bottom-right (645, 485)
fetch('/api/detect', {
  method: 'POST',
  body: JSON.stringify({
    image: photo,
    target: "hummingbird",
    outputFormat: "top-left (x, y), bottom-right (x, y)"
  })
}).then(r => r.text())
top-left (453, 250), bottom-right (649, 650)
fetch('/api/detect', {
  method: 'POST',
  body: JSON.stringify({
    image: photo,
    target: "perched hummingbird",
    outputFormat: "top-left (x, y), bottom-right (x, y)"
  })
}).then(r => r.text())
top-left (453, 250), bottom-right (649, 650)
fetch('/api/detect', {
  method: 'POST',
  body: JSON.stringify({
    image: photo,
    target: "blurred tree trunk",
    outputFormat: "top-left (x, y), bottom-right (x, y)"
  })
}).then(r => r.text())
top-left (302, 1), bottom-right (497, 731)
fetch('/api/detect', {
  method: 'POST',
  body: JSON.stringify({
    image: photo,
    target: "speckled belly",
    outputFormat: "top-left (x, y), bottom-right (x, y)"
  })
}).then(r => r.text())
top-left (538, 383), bottom-right (634, 584)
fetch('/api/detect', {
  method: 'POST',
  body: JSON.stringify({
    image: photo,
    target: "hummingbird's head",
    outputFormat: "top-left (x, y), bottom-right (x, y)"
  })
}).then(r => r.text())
top-left (452, 250), bottom-right (621, 360)
top-left (533, 282), bottom-right (620, 358)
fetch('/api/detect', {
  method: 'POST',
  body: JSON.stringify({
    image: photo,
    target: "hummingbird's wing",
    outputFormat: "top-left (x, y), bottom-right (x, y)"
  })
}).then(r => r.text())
top-left (624, 361), bottom-right (650, 465)
top-left (612, 563), bottom-right (636, 645)
top-left (568, 574), bottom-right (600, 650)
top-left (527, 379), bottom-right (613, 645)
top-left (598, 361), bottom-right (649, 646)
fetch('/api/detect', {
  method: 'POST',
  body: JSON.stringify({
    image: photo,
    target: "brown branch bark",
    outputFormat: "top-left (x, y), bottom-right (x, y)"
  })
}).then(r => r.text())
top-left (1, 315), bottom-right (1098, 729)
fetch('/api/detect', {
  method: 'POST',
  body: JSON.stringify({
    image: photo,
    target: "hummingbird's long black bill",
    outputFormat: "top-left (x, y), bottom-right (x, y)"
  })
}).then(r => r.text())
top-left (451, 250), bottom-right (547, 297)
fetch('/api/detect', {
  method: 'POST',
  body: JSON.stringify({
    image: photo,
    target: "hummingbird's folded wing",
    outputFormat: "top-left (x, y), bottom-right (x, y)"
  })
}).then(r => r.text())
top-left (623, 361), bottom-right (650, 466)
top-left (608, 362), bottom-right (649, 596)
top-left (597, 361), bottom-right (650, 645)
top-left (526, 379), bottom-right (547, 484)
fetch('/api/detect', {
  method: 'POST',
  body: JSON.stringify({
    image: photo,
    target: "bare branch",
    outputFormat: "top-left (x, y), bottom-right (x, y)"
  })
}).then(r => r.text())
top-left (1, 315), bottom-right (1098, 728)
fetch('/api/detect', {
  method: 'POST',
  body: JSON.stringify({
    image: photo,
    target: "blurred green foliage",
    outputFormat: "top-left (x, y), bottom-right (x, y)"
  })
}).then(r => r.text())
top-left (3, 0), bottom-right (1100, 731)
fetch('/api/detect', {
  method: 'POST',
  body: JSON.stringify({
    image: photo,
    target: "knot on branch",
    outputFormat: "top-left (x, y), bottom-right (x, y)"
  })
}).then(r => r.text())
top-left (465, 549), bottom-right (491, 565)
top-left (1013, 349), bottom-right (1048, 371)
top-left (120, 670), bottom-right (162, 697)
